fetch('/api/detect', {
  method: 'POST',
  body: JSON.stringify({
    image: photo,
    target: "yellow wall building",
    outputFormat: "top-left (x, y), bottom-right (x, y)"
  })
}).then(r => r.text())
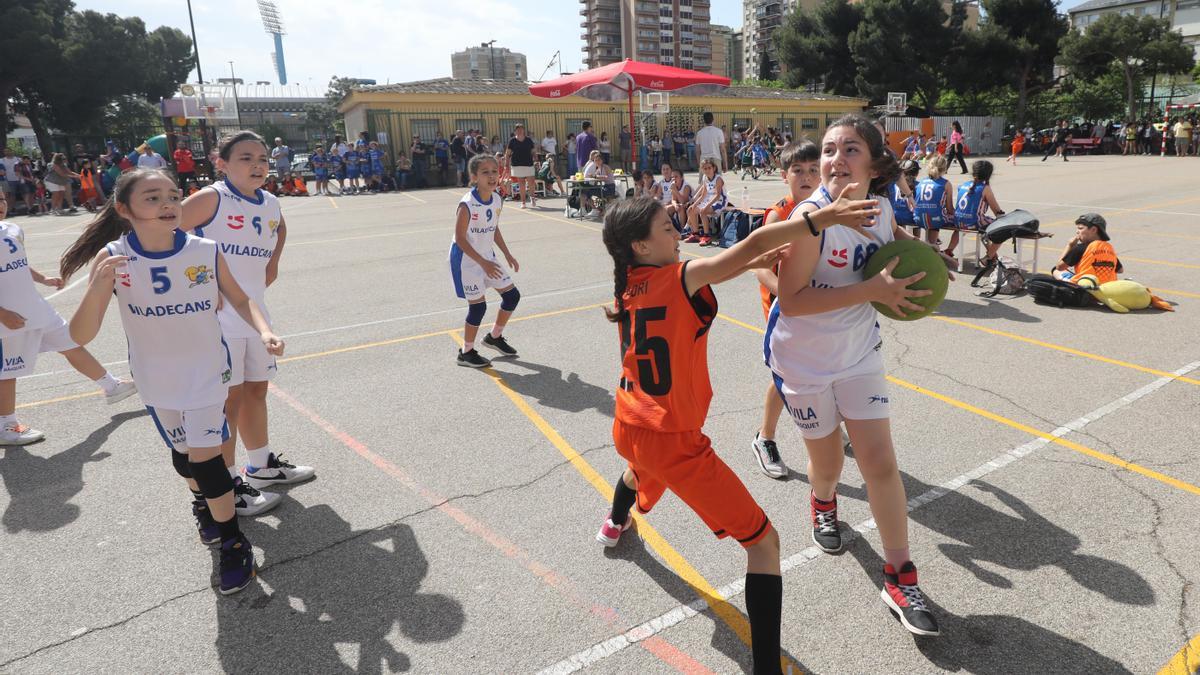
top-left (337, 78), bottom-right (867, 169)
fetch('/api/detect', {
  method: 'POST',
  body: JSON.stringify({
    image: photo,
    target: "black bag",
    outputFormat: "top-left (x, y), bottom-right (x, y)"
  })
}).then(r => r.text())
top-left (718, 210), bottom-right (763, 248)
top-left (982, 209), bottom-right (1039, 245)
top-left (1024, 273), bottom-right (1096, 308)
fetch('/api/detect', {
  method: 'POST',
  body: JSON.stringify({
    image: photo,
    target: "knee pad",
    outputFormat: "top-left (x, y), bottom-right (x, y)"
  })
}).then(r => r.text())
top-left (499, 286), bottom-right (521, 312)
top-left (171, 449), bottom-right (192, 479)
top-left (189, 455), bottom-right (234, 500)
top-left (465, 301), bottom-right (487, 327)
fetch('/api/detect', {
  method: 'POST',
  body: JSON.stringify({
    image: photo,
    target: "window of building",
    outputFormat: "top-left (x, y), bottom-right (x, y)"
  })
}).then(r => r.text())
top-left (661, 47), bottom-right (674, 56)
top-left (499, 118), bottom-right (527, 140)
top-left (733, 117), bottom-right (752, 131)
top-left (565, 118), bottom-right (590, 135)
top-left (776, 118), bottom-right (794, 133)
top-left (801, 117), bottom-right (819, 131)
top-left (456, 118), bottom-right (485, 134)
top-left (660, 8), bottom-right (672, 17)
top-left (411, 119), bottom-right (439, 142)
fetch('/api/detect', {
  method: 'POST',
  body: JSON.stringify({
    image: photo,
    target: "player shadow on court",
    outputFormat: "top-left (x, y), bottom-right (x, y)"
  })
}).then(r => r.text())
top-left (0, 410), bottom-right (144, 533)
top-left (603, 527), bottom-right (810, 674)
top-left (491, 358), bottom-right (615, 417)
top-left (835, 475), bottom-right (1153, 606)
top-left (934, 297), bottom-right (1040, 323)
top-left (215, 501), bottom-right (464, 674)
top-left (845, 543), bottom-right (1132, 674)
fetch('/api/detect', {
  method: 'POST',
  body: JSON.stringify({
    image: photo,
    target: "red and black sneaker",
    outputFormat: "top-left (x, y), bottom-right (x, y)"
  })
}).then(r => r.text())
top-left (810, 491), bottom-right (842, 553)
top-left (881, 561), bottom-right (940, 636)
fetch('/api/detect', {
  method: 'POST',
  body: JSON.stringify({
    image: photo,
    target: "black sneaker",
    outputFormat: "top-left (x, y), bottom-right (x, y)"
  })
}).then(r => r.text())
top-left (481, 333), bottom-right (518, 357)
top-left (882, 561), bottom-right (940, 636)
top-left (192, 500), bottom-right (220, 547)
top-left (457, 348), bottom-right (491, 368)
top-left (219, 534), bottom-right (256, 595)
top-left (810, 491), bottom-right (842, 553)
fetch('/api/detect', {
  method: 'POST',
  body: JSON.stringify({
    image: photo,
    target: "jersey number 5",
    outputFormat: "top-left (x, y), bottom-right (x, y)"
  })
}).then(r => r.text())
top-left (620, 306), bottom-right (672, 396)
top-left (150, 266), bottom-right (171, 295)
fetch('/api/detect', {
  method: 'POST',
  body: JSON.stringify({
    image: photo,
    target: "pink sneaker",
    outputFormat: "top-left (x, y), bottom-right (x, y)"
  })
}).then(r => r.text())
top-left (595, 510), bottom-right (633, 547)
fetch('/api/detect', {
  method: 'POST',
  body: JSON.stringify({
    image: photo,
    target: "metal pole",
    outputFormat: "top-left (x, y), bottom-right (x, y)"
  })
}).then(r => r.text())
top-left (187, 0), bottom-right (204, 84)
top-left (1147, 0), bottom-right (1167, 117)
top-left (229, 62), bottom-right (242, 127)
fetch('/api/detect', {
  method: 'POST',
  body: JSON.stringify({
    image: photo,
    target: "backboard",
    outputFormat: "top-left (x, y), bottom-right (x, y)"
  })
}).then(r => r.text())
top-left (179, 83), bottom-right (238, 121)
top-left (886, 92), bottom-right (907, 116)
top-left (639, 91), bottom-right (670, 115)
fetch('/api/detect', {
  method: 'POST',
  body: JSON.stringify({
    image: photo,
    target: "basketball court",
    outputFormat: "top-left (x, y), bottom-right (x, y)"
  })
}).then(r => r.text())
top-left (2, 154), bottom-right (1198, 673)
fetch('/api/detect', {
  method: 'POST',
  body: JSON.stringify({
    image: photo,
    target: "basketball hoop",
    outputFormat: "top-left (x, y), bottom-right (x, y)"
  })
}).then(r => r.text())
top-left (885, 92), bottom-right (907, 117)
top-left (639, 91), bottom-right (670, 115)
top-left (179, 83), bottom-right (238, 122)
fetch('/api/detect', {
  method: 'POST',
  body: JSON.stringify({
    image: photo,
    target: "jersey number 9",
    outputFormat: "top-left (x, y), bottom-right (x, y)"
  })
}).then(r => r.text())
top-left (620, 306), bottom-right (672, 396)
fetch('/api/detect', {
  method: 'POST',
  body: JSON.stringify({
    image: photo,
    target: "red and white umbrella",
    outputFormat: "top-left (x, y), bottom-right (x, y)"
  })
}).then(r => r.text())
top-left (530, 59), bottom-right (731, 158)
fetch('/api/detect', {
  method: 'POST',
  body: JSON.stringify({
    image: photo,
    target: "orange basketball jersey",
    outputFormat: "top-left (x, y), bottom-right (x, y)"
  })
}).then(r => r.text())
top-left (614, 261), bottom-right (718, 433)
top-left (758, 196), bottom-right (798, 319)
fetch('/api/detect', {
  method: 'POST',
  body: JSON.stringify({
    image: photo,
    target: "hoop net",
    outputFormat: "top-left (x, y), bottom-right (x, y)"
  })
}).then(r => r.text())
top-left (179, 83), bottom-right (238, 121)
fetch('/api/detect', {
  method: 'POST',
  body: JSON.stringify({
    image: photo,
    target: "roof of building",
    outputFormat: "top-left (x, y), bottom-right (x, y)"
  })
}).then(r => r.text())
top-left (350, 77), bottom-right (862, 102)
top-left (1067, 0), bottom-right (1152, 14)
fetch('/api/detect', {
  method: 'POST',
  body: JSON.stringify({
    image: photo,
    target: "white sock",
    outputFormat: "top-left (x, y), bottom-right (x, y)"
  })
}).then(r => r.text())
top-left (246, 445), bottom-right (272, 470)
top-left (463, 341), bottom-right (474, 352)
top-left (95, 372), bottom-right (120, 394)
top-left (227, 465), bottom-right (240, 480)
top-left (0, 414), bottom-right (15, 429)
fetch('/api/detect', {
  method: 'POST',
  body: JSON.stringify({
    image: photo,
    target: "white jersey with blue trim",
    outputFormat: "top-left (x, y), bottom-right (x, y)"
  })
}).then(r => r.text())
top-left (0, 221), bottom-right (60, 338)
top-left (658, 178), bottom-right (675, 206)
top-left (454, 188), bottom-right (502, 259)
top-left (767, 186), bottom-right (895, 386)
top-left (194, 180), bottom-right (280, 339)
top-left (108, 231), bottom-right (231, 410)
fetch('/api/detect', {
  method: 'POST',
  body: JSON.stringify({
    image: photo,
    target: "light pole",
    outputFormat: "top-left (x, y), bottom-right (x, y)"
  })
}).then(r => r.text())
top-left (228, 61), bottom-right (243, 126)
top-left (483, 40), bottom-right (497, 80)
top-left (186, 0), bottom-right (204, 83)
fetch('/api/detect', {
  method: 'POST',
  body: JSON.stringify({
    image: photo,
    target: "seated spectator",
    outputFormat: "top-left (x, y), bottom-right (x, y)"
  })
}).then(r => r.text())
top-left (395, 151), bottom-right (412, 190)
top-left (262, 174), bottom-right (280, 196)
top-left (1056, 213), bottom-right (1122, 283)
top-left (537, 155), bottom-right (565, 196)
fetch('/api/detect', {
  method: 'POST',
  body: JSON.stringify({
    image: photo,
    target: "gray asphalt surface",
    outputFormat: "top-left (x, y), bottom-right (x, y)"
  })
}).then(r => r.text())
top-left (2, 155), bottom-right (1197, 674)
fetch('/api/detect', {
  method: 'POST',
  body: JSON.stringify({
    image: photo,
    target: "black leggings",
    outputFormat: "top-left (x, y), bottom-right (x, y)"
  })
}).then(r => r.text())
top-left (947, 143), bottom-right (968, 173)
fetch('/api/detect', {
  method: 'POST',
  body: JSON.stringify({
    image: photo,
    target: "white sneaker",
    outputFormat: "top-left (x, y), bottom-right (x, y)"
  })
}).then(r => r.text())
top-left (1, 422), bottom-right (45, 445)
top-left (105, 380), bottom-right (138, 405)
top-left (751, 433), bottom-right (787, 479)
top-left (233, 476), bottom-right (281, 517)
top-left (842, 428), bottom-right (854, 455)
top-left (243, 453), bottom-right (316, 489)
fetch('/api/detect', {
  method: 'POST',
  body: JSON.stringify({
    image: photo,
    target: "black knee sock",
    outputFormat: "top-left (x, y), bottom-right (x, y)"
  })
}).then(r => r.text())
top-left (745, 573), bottom-right (783, 675)
top-left (610, 476), bottom-right (637, 526)
top-left (215, 515), bottom-right (241, 544)
top-left (190, 489), bottom-right (205, 504)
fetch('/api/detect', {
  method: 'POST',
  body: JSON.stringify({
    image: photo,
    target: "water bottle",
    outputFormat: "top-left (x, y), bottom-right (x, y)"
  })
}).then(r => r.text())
top-left (740, 185), bottom-right (749, 208)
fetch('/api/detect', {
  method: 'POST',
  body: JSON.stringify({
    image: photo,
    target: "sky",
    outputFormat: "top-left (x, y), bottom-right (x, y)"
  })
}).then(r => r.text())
top-left (77, 0), bottom-right (1087, 92)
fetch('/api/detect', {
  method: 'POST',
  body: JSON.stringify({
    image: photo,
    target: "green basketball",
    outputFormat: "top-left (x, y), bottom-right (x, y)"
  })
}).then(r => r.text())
top-left (862, 239), bottom-right (949, 321)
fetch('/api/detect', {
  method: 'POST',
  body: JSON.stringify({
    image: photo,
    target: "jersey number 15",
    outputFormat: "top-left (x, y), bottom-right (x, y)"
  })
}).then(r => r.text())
top-left (619, 306), bottom-right (672, 396)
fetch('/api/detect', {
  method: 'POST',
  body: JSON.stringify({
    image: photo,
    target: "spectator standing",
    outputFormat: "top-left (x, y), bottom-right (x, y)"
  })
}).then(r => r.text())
top-left (270, 137), bottom-right (291, 174)
top-left (565, 133), bottom-right (578, 174)
top-left (410, 135), bottom-right (428, 188)
top-left (505, 124), bottom-right (538, 209)
top-left (1172, 117), bottom-right (1191, 157)
top-left (946, 120), bottom-right (969, 174)
top-left (672, 130), bottom-right (686, 170)
top-left (540, 130), bottom-right (558, 166)
top-left (15, 157), bottom-right (38, 216)
top-left (575, 121), bottom-right (597, 172)
top-left (44, 153), bottom-right (79, 215)
top-left (1, 147), bottom-right (20, 210)
top-left (135, 144), bottom-right (167, 169)
top-left (650, 135), bottom-right (663, 169)
top-left (598, 132), bottom-right (612, 165)
top-left (173, 140), bottom-right (197, 192)
top-left (451, 129), bottom-right (468, 187)
top-left (433, 132), bottom-right (450, 183)
top-left (1042, 120), bottom-right (1070, 162)
top-left (618, 125), bottom-right (631, 169)
top-left (694, 111), bottom-right (728, 172)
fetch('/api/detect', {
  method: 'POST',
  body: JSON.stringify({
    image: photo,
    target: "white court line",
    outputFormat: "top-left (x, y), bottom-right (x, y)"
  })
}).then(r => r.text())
top-left (537, 359), bottom-right (1200, 675)
top-left (45, 276), bottom-right (87, 300)
top-left (20, 280), bottom-right (612, 382)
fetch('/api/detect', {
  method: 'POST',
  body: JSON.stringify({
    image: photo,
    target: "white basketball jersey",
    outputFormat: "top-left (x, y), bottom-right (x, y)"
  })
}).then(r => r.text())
top-left (767, 186), bottom-right (896, 385)
top-left (194, 180), bottom-right (280, 338)
top-left (454, 189), bottom-right (502, 258)
top-left (658, 178), bottom-right (674, 206)
top-left (108, 231), bottom-right (231, 409)
top-left (0, 222), bottom-right (60, 338)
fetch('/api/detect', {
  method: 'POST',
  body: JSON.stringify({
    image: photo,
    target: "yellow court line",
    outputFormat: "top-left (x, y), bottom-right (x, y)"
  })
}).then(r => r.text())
top-left (518, 206), bottom-right (602, 233)
top-left (1123, 257), bottom-right (1200, 270)
top-left (1159, 634), bottom-right (1200, 675)
top-left (930, 316), bottom-right (1200, 387)
top-left (1154, 287), bottom-right (1200, 300)
top-left (447, 332), bottom-right (776, 665)
top-left (326, 196), bottom-right (338, 209)
top-left (15, 390), bottom-right (101, 410)
top-left (400, 192), bottom-right (427, 204)
top-left (716, 315), bottom-right (1200, 498)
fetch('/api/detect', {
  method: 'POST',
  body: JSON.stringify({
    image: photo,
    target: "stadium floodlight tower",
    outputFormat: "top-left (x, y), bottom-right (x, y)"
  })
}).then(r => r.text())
top-left (257, 0), bottom-right (287, 85)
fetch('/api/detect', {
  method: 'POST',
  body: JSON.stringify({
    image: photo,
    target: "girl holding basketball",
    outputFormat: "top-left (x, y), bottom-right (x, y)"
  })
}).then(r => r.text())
top-left (598, 186), bottom-right (880, 674)
top-left (683, 157), bottom-right (726, 246)
top-left (766, 114), bottom-right (947, 637)
top-left (180, 131), bottom-right (315, 519)
top-left (62, 168), bottom-right (285, 594)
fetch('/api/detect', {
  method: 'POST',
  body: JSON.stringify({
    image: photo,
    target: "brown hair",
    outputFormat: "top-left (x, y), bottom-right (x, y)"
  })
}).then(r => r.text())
top-left (779, 139), bottom-right (819, 169)
top-left (825, 114), bottom-right (900, 195)
top-left (60, 169), bottom-right (174, 280)
top-left (601, 197), bottom-right (663, 323)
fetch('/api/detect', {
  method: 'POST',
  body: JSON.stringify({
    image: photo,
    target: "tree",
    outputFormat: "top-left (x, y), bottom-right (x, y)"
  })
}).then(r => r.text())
top-left (1058, 14), bottom-right (1195, 120)
top-left (975, 0), bottom-right (1068, 124)
top-left (849, 0), bottom-right (958, 112)
top-left (774, 0), bottom-right (864, 95)
top-left (326, 76), bottom-right (363, 106)
top-left (0, 0), bottom-right (73, 142)
top-left (1061, 63), bottom-right (1128, 120)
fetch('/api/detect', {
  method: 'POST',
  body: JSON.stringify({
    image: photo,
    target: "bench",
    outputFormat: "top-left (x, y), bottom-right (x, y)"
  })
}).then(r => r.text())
top-left (1067, 137), bottom-right (1102, 155)
top-left (945, 227), bottom-right (1055, 274)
